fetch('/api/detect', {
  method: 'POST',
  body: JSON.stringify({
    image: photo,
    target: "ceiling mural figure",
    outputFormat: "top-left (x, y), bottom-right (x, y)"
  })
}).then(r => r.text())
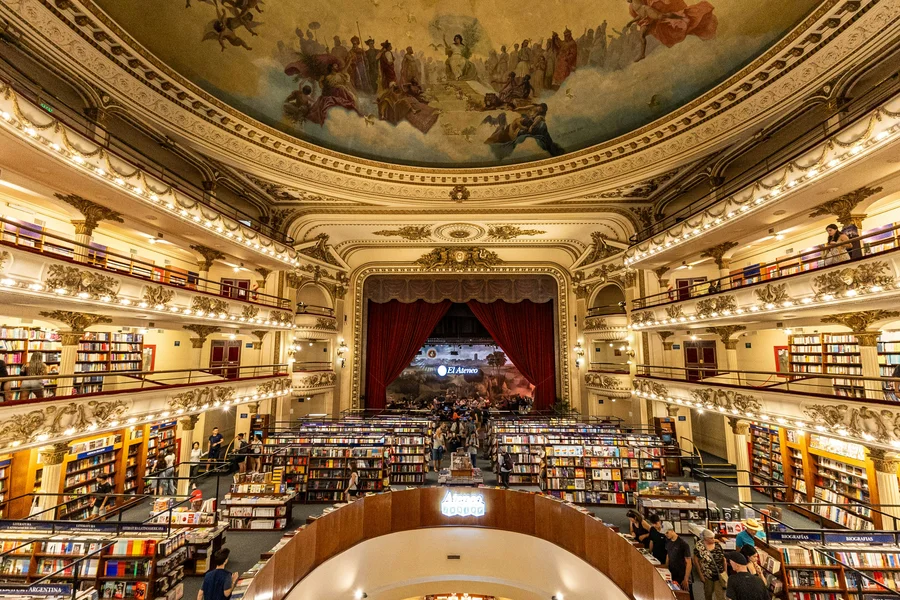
top-left (98, 0), bottom-right (820, 167)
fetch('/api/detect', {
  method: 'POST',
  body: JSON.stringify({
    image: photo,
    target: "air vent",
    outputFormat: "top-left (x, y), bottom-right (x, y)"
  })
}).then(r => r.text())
top-left (447, 555), bottom-right (461, 560)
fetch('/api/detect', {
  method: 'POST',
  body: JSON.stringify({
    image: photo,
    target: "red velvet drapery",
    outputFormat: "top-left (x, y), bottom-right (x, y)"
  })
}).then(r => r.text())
top-left (467, 300), bottom-right (557, 410)
top-left (364, 299), bottom-right (452, 409)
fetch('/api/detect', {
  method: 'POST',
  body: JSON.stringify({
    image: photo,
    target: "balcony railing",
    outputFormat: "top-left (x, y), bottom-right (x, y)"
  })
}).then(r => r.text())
top-left (636, 364), bottom-right (900, 404)
top-left (0, 216), bottom-right (292, 309)
top-left (587, 305), bottom-right (627, 317)
top-left (0, 363), bottom-right (288, 403)
top-left (296, 303), bottom-right (335, 317)
top-left (0, 56), bottom-right (294, 245)
top-left (633, 221), bottom-right (900, 309)
top-left (628, 66), bottom-right (900, 244)
top-left (292, 361), bottom-right (333, 372)
top-left (589, 362), bottom-right (631, 374)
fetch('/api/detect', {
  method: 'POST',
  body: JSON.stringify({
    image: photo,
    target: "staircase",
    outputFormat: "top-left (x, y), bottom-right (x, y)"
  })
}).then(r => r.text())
top-left (680, 443), bottom-right (738, 482)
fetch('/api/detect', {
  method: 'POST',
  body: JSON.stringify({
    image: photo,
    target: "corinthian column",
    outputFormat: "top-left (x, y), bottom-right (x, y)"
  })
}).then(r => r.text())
top-left (36, 442), bottom-right (69, 519)
top-left (729, 418), bottom-right (752, 503)
top-left (176, 415), bottom-right (199, 496)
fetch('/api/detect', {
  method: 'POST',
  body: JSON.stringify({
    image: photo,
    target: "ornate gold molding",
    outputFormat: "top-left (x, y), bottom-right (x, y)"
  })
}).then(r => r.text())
top-left (700, 242), bottom-right (739, 270)
top-left (808, 186), bottom-right (884, 227)
top-left (38, 310), bottom-right (112, 333)
top-left (241, 305), bottom-right (260, 319)
top-left (373, 226), bottom-right (432, 240)
top-left (729, 418), bottom-right (751, 436)
top-left (54, 193), bottom-right (123, 236)
top-left (44, 265), bottom-right (119, 299)
top-left (867, 448), bottom-right (900, 474)
top-left (584, 373), bottom-right (623, 389)
top-left (257, 379), bottom-right (291, 394)
top-left (583, 317), bottom-right (607, 331)
top-left (705, 325), bottom-right (746, 349)
top-left (168, 386), bottom-right (236, 412)
top-left (415, 247), bottom-right (502, 271)
top-left (314, 318), bottom-right (337, 331)
top-left (182, 324), bottom-right (220, 346)
top-left (0, 399), bottom-right (129, 447)
top-left (633, 378), bottom-right (668, 398)
top-left (142, 286), bottom-right (175, 308)
top-left (690, 388), bottom-right (761, 413)
top-left (251, 330), bottom-right (268, 350)
top-left (487, 226), bottom-right (546, 240)
top-left (821, 310), bottom-right (900, 333)
top-left (812, 261), bottom-right (895, 299)
top-left (59, 332), bottom-right (82, 346)
top-left (294, 371), bottom-right (337, 389)
top-left (581, 233), bottom-right (622, 265)
top-left (271, 312), bottom-right (295, 326)
top-left (39, 442), bottom-right (70, 466)
top-left (665, 305), bottom-right (685, 320)
top-left (190, 244), bottom-right (226, 272)
top-left (754, 283), bottom-right (789, 306)
top-left (696, 295), bottom-right (737, 317)
top-left (192, 296), bottom-right (229, 315)
top-left (178, 415), bottom-right (200, 431)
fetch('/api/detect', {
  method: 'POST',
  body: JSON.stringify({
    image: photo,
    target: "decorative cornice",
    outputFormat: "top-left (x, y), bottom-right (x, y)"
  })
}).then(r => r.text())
top-left (632, 378), bottom-right (669, 398)
top-left (808, 186), bottom-right (884, 227)
top-left (705, 325), bottom-right (746, 348)
top-left (44, 265), bottom-right (119, 300)
top-left (0, 398), bottom-right (129, 447)
top-left (191, 296), bottom-right (229, 316)
top-left (696, 295), bottom-right (737, 317)
top-left (53, 193), bottom-right (123, 236)
top-left (182, 324), bottom-right (220, 346)
top-left (293, 371), bottom-right (337, 390)
top-left (583, 317), bottom-right (608, 331)
top-left (812, 261), bottom-right (895, 299)
top-left (415, 247), bottom-right (502, 271)
top-left (38, 310), bottom-right (112, 332)
top-left (168, 385), bottom-right (235, 412)
top-left (690, 387), bottom-right (761, 413)
top-left (142, 285), bottom-right (175, 308)
top-left (821, 310), bottom-right (900, 332)
top-left (700, 242), bottom-right (739, 270)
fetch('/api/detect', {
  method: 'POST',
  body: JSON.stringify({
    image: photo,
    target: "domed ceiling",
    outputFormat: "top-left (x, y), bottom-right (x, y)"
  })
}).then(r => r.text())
top-left (95, 0), bottom-right (820, 168)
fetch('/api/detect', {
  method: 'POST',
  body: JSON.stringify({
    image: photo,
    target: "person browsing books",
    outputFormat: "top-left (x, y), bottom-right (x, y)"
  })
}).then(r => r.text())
top-left (725, 551), bottom-right (769, 600)
top-left (694, 529), bottom-right (727, 600)
top-left (91, 473), bottom-right (113, 517)
top-left (345, 469), bottom-right (360, 501)
top-left (646, 514), bottom-right (668, 564)
top-left (664, 525), bottom-right (692, 591)
top-left (735, 519), bottom-right (761, 550)
top-left (198, 548), bottom-right (239, 600)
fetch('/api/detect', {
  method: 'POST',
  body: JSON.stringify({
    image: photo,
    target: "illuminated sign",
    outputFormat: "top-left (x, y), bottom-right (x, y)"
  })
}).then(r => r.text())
top-left (441, 492), bottom-right (486, 517)
top-left (436, 366), bottom-right (480, 377)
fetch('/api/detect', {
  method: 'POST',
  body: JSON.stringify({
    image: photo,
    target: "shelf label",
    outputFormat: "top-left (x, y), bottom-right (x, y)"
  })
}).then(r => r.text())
top-left (823, 532), bottom-right (896, 545)
top-left (76, 445), bottom-right (113, 460)
top-left (766, 531), bottom-right (822, 543)
top-left (440, 492), bottom-right (486, 518)
top-left (0, 584), bottom-right (72, 596)
top-left (0, 520), bottom-right (168, 534)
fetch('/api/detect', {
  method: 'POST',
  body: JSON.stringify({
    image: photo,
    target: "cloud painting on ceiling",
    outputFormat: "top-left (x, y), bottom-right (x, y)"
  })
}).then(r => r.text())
top-left (95, 0), bottom-right (821, 167)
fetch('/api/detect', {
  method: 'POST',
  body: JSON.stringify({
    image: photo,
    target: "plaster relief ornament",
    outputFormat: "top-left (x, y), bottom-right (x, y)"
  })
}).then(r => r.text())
top-left (44, 265), bottom-right (120, 299)
top-left (487, 225), bottom-right (546, 240)
top-left (373, 226), bottom-right (433, 240)
top-left (415, 247), bottom-right (502, 271)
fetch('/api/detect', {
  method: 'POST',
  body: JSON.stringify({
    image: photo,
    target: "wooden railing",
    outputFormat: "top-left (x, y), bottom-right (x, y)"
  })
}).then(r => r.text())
top-left (242, 487), bottom-right (677, 600)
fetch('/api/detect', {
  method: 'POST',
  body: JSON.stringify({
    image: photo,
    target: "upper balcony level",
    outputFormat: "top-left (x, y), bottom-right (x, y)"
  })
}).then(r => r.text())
top-left (625, 80), bottom-right (900, 269)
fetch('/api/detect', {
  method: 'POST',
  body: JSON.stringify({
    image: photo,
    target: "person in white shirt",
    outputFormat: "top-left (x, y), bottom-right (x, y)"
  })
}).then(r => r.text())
top-left (189, 442), bottom-right (202, 479)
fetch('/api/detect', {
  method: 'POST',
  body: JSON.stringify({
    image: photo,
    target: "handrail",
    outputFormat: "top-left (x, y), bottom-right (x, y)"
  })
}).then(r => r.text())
top-left (292, 361), bottom-right (333, 372)
top-left (0, 216), bottom-right (292, 309)
top-left (587, 306), bottom-right (628, 317)
top-left (633, 221), bottom-right (900, 309)
top-left (588, 362), bottom-right (631, 374)
top-left (629, 65), bottom-right (900, 243)
top-left (240, 487), bottom-right (678, 600)
top-left (637, 364), bottom-right (900, 405)
top-left (296, 303), bottom-right (336, 317)
top-left (0, 363), bottom-right (288, 404)
top-left (0, 56), bottom-right (294, 245)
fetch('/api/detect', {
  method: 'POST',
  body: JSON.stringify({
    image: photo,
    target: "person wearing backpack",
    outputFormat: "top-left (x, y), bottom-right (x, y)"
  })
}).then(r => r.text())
top-left (499, 449), bottom-right (514, 488)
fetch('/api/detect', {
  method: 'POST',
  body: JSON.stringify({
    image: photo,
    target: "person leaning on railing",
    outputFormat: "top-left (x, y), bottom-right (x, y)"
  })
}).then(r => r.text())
top-left (21, 352), bottom-right (47, 399)
top-left (822, 224), bottom-right (851, 266)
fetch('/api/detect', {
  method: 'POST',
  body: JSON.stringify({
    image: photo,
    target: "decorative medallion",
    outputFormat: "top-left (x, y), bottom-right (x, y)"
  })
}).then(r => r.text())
top-left (433, 223), bottom-right (486, 242)
top-left (449, 185), bottom-right (470, 203)
top-left (449, 230), bottom-right (472, 239)
top-left (415, 247), bottom-right (502, 271)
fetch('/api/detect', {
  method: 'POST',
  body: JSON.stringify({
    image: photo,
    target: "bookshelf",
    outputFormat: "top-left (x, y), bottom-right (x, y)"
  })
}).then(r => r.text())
top-left (123, 428), bottom-right (145, 496)
top-left (788, 334), bottom-right (824, 375)
top-left (306, 446), bottom-right (388, 503)
top-left (750, 423), bottom-right (786, 501)
top-left (0, 457), bottom-right (9, 519)
top-left (262, 447), bottom-right (309, 493)
top-left (877, 331), bottom-right (900, 377)
top-left (389, 429), bottom-right (428, 484)
top-left (59, 435), bottom-right (123, 520)
top-left (148, 421), bottom-right (177, 468)
top-left (777, 542), bottom-right (900, 600)
top-left (807, 435), bottom-right (877, 531)
top-left (75, 332), bottom-right (144, 394)
top-left (222, 474), bottom-right (295, 530)
top-left (785, 429), bottom-right (810, 505)
top-left (494, 432), bottom-right (545, 485)
top-left (0, 532), bottom-right (186, 600)
top-left (0, 327), bottom-right (60, 399)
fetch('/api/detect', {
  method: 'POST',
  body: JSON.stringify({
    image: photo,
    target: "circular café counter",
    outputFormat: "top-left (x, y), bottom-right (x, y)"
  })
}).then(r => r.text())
top-left (240, 487), bottom-right (677, 600)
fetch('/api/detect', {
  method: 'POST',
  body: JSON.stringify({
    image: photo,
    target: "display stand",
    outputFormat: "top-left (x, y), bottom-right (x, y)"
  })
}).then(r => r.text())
top-left (221, 473), bottom-right (295, 531)
top-left (148, 497), bottom-right (225, 576)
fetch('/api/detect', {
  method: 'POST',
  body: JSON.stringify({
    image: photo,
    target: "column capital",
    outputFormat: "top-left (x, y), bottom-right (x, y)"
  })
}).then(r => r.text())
top-left (38, 310), bottom-right (112, 334)
top-left (39, 442), bottom-right (70, 466)
top-left (856, 331), bottom-right (880, 347)
top-left (809, 186), bottom-right (882, 228)
top-left (189, 244), bottom-right (226, 272)
top-left (705, 325), bottom-right (746, 348)
top-left (183, 324), bottom-right (220, 347)
top-left (54, 193), bottom-right (123, 233)
top-left (178, 415), bottom-right (200, 431)
top-left (247, 402), bottom-right (260, 414)
top-left (700, 241), bottom-right (739, 270)
top-left (71, 219), bottom-right (93, 237)
top-left (821, 311), bottom-right (900, 334)
top-left (868, 448), bottom-right (900, 474)
top-left (665, 405), bottom-right (680, 418)
top-left (728, 417), bottom-right (750, 436)
top-left (59, 331), bottom-right (82, 346)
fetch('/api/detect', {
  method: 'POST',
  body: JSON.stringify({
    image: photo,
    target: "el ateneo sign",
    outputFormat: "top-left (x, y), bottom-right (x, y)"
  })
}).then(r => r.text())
top-left (440, 492), bottom-right (486, 517)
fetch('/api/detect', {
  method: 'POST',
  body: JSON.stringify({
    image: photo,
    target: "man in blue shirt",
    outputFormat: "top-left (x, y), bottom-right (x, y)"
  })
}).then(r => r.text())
top-left (198, 548), bottom-right (238, 600)
top-left (735, 519), bottom-right (762, 550)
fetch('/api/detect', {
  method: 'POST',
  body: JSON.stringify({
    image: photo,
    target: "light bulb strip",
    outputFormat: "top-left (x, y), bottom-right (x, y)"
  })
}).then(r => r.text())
top-left (624, 98), bottom-right (900, 267)
top-left (0, 85), bottom-right (300, 268)
top-left (0, 277), bottom-right (296, 330)
top-left (629, 281), bottom-right (900, 331)
top-left (632, 387), bottom-right (900, 451)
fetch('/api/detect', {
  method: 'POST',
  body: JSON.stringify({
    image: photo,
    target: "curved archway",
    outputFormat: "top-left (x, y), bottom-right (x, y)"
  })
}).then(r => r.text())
top-left (297, 282), bottom-right (334, 310)
top-left (589, 283), bottom-right (626, 315)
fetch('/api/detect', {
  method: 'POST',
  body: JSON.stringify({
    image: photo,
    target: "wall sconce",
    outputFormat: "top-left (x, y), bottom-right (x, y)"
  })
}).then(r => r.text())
top-left (337, 340), bottom-right (349, 368)
top-left (573, 342), bottom-right (585, 367)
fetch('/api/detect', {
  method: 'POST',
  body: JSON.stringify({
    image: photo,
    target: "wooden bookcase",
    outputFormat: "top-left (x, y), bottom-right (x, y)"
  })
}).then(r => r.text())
top-left (306, 445), bottom-right (388, 503)
top-left (0, 327), bottom-right (61, 399)
top-left (75, 332), bottom-right (144, 394)
top-left (750, 423), bottom-right (786, 501)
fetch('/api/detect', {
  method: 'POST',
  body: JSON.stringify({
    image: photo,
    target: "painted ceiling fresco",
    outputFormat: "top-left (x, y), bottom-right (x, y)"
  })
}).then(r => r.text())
top-left (94, 0), bottom-right (822, 167)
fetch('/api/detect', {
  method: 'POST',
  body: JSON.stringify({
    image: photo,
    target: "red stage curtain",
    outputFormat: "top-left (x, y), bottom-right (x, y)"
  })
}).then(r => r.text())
top-left (467, 300), bottom-right (557, 410)
top-left (364, 299), bottom-right (452, 409)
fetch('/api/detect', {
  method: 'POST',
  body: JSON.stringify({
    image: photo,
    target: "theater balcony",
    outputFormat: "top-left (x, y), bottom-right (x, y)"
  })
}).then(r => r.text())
top-left (0, 364), bottom-right (290, 452)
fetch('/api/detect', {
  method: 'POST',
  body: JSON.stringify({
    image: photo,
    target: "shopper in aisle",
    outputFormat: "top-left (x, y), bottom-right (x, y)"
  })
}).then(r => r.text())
top-left (198, 547), bottom-right (239, 600)
top-left (724, 551), bottom-right (769, 600)
top-left (498, 448), bottom-right (513, 488)
top-left (233, 433), bottom-right (248, 473)
top-left (91, 473), bottom-right (113, 517)
top-left (694, 529), bottom-right (727, 600)
top-left (162, 451), bottom-right (177, 496)
top-left (190, 442), bottom-right (203, 479)
top-left (735, 519), bottom-right (761, 550)
top-left (432, 423), bottom-right (446, 472)
top-left (21, 352), bottom-right (47, 399)
top-left (248, 435), bottom-right (263, 472)
top-left (466, 429), bottom-right (479, 468)
top-left (739, 545), bottom-right (768, 585)
top-left (664, 526), bottom-right (692, 591)
top-left (207, 427), bottom-right (224, 471)
top-left (646, 514), bottom-right (668, 565)
top-left (345, 469), bottom-right (360, 501)
top-left (626, 509), bottom-right (651, 548)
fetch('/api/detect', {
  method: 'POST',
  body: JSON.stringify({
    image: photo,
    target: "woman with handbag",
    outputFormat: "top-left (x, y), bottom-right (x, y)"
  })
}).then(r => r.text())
top-left (694, 529), bottom-right (727, 600)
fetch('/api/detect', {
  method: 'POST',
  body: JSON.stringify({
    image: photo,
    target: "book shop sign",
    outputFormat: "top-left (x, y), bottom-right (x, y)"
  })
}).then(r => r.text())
top-left (0, 584), bottom-right (72, 596)
top-left (436, 365), bottom-right (479, 377)
top-left (441, 492), bottom-right (486, 518)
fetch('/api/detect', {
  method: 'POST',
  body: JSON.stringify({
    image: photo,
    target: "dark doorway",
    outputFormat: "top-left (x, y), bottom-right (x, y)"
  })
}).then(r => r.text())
top-left (683, 341), bottom-right (717, 382)
top-left (210, 340), bottom-right (242, 379)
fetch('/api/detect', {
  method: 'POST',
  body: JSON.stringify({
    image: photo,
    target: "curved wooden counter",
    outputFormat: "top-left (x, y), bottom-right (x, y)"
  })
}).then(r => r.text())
top-left (243, 487), bottom-right (677, 600)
